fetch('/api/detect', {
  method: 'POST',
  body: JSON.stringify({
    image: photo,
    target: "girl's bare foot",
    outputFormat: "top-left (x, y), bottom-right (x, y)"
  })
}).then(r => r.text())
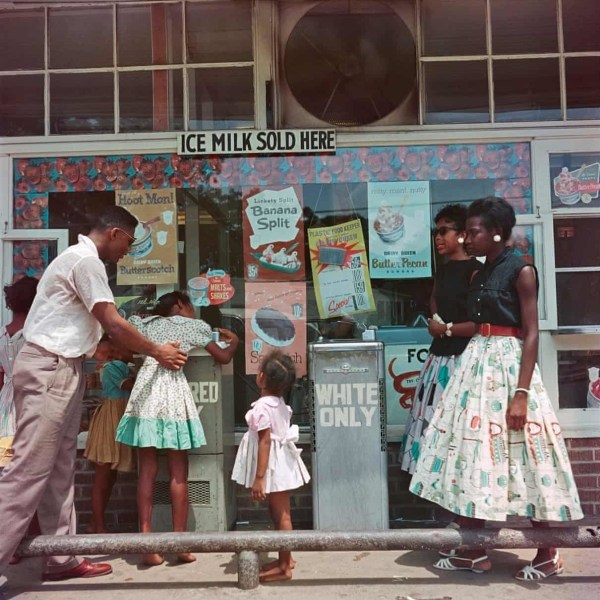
top-left (259, 565), bottom-right (292, 582)
top-left (176, 552), bottom-right (197, 563)
top-left (142, 553), bottom-right (165, 566)
top-left (261, 558), bottom-right (296, 572)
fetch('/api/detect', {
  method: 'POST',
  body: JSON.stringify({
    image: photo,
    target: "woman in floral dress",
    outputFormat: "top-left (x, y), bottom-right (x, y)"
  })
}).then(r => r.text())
top-left (116, 291), bottom-right (238, 566)
top-left (410, 197), bottom-right (582, 581)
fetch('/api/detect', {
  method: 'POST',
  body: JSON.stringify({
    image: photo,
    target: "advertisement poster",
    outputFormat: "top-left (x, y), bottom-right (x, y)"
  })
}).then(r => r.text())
top-left (367, 181), bottom-right (432, 279)
top-left (116, 189), bottom-right (178, 285)
top-left (384, 343), bottom-right (430, 429)
top-left (187, 269), bottom-right (236, 307)
top-left (245, 281), bottom-right (307, 377)
top-left (550, 153), bottom-right (600, 208)
top-left (307, 219), bottom-right (375, 320)
top-left (242, 186), bottom-right (305, 281)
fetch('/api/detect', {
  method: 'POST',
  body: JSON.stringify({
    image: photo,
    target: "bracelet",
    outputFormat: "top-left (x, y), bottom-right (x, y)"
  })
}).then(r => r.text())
top-left (514, 387), bottom-right (529, 395)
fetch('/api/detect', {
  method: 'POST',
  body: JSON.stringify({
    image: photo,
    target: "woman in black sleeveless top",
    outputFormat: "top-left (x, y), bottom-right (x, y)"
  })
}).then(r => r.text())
top-left (410, 197), bottom-right (582, 581)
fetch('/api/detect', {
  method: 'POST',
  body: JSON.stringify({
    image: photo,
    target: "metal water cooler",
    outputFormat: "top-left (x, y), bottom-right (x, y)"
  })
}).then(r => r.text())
top-left (309, 340), bottom-right (388, 530)
top-left (151, 349), bottom-right (236, 532)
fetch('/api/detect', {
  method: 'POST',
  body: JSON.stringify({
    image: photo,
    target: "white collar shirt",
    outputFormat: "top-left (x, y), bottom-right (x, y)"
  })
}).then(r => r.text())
top-left (23, 235), bottom-right (115, 358)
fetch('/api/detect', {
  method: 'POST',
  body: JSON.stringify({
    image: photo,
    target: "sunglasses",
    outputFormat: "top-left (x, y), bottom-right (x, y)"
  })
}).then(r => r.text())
top-left (432, 226), bottom-right (459, 237)
top-left (114, 227), bottom-right (135, 247)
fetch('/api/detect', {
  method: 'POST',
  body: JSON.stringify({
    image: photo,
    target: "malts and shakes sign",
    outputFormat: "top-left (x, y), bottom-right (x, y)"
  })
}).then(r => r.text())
top-left (178, 129), bottom-right (336, 156)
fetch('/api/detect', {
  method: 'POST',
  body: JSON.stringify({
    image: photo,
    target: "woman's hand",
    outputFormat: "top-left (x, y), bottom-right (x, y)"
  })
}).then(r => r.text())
top-left (427, 319), bottom-right (446, 338)
top-left (218, 328), bottom-right (238, 345)
top-left (251, 475), bottom-right (266, 502)
top-left (506, 391), bottom-right (528, 431)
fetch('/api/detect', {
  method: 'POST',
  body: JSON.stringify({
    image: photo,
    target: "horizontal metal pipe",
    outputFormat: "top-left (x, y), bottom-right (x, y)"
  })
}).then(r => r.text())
top-left (16, 527), bottom-right (600, 557)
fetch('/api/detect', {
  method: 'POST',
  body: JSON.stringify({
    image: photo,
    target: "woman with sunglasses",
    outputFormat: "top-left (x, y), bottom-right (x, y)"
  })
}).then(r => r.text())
top-left (401, 204), bottom-right (481, 475)
top-left (410, 197), bottom-right (582, 580)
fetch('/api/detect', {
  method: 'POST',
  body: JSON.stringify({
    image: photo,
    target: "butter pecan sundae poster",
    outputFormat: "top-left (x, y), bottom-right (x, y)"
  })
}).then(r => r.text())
top-left (116, 189), bottom-right (178, 285)
top-left (245, 282), bottom-right (307, 376)
top-left (242, 185), bottom-right (305, 281)
top-left (367, 182), bottom-right (432, 279)
top-left (307, 219), bottom-right (375, 319)
top-left (550, 153), bottom-right (600, 208)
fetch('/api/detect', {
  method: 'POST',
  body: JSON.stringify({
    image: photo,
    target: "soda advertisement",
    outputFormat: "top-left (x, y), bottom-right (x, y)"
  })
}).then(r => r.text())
top-left (244, 281), bottom-right (307, 377)
top-left (242, 185), bottom-right (305, 281)
top-left (307, 218), bottom-right (375, 320)
top-left (550, 153), bottom-right (600, 208)
top-left (367, 181), bottom-right (432, 279)
top-left (116, 188), bottom-right (178, 285)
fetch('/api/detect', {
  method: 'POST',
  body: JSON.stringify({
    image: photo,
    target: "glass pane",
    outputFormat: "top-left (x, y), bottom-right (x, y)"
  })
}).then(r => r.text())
top-left (566, 57), bottom-right (600, 121)
top-left (424, 61), bottom-right (489, 124)
top-left (554, 218), bottom-right (600, 268)
top-left (556, 272), bottom-right (600, 326)
top-left (50, 73), bottom-right (114, 135)
top-left (494, 58), bottom-right (560, 122)
top-left (491, 0), bottom-right (557, 54)
top-left (11, 240), bottom-right (59, 281)
top-left (558, 350), bottom-right (600, 409)
top-left (0, 9), bottom-right (44, 71)
top-left (186, 1), bottom-right (252, 63)
top-left (563, 0), bottom-right (600, 52)
top-left (550, 152), bottom-right (600, 209)
top-left (118, 3), bottom-right (182, 66)
top-left (421, 0), bottom-right (486, 56)
top-left (120, 70), bottom-right (183, 133)
top-left (0, 75), bottom-right (44, 137)
top-left (49, 6), bottom-right (113, 68)
top-left (188, 67), bottom-right (254, 130)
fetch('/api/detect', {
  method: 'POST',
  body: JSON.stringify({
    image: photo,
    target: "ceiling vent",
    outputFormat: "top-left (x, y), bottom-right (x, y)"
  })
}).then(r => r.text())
top-left (278, 0), bottom-right (417, 128)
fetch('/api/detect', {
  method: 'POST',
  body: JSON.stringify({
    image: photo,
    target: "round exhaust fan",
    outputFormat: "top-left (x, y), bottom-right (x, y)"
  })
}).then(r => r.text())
top-left (283, 0), bottom-right (416, 127)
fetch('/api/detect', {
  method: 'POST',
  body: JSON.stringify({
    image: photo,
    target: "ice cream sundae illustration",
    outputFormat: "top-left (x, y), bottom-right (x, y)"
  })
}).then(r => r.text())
top-left (587, 367), bottom-right (600, 408)
top-left (374, 201), bottom-right (404, 243)
top-left (554, 167), bottom-right (581, 205)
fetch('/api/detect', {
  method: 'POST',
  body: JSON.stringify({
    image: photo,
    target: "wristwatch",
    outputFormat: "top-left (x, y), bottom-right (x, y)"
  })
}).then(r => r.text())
top-left (445, 322), bottom-right (454, 337)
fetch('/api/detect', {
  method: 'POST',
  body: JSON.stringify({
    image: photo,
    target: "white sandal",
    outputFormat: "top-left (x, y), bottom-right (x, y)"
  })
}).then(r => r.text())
top-left (439, 521), bottom-right (460, 557)
top-left (434, 554), bottom-right (490, 574)
top-left (515, 552), bottom-right (563, 581)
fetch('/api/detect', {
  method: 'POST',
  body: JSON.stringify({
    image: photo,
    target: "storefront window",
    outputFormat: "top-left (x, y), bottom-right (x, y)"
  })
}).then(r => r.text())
top-left (562, 0), bottom-right (600, 52)
top-left (50, 73), bottom-right (114, 135)
top-left (0, 75), bottom-right (44, 137)
top-left (188, 67), bottom-right (254, 130)
top-left (119, 70), bottom-right (184, 133)
top-left (558, 350), bottom-right (600, 409)
top-left (566, 57), bottom-right (600, 121)
top-left (0, 8), bottom-right (44, 71)
top-left (494, 58), bottom-right (560, 122)
top-left (117, 2), bottom-right (182, 66)
top-left (48, 6), bottom-right (113, 69)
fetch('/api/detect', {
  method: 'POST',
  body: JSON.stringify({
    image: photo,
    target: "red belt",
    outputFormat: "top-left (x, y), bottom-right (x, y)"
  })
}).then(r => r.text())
top-left (478, 323), bottom-right (522, 338)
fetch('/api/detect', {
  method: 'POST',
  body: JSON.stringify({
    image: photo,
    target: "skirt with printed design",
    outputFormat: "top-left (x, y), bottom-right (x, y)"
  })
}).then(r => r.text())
top-left (409, 334), bottom-right (583, 522)
top-left (401, 353), bottom-right (459, 475)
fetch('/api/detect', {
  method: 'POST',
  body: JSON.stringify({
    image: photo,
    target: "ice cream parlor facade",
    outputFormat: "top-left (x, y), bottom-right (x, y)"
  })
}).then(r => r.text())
top-left (1, 1), bottom-right (600, 525)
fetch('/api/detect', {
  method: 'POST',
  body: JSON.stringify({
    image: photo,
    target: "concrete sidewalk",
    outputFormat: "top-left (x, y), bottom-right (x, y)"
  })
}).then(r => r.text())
top-left (2, 546), bottom-right (599, 600)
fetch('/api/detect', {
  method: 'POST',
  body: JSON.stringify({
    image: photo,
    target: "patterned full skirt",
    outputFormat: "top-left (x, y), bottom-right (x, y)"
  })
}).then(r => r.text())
top-left (409, 334), bottom-right (583, 522)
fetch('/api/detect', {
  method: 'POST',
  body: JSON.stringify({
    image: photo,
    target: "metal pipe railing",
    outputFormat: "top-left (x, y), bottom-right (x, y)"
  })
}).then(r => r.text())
top-left (16, 527), bottom-right (600, 589)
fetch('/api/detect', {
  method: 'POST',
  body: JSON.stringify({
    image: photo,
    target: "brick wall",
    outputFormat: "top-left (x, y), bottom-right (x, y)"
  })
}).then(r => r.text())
top-left (74, 439), bottom-right (599, 533)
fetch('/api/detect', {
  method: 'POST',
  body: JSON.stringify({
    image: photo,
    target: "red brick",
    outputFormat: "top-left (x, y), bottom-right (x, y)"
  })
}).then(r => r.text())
top-left (567, 438), bottom-right (600, 448)
top-left (567, 449), bottom-right (595, 462)
top-left (577, 490), bottom-right (600, 502)
top-left (571, 462), bottom-right (600, 475)
top-left (580, 503), bottom-right (597, 516)
top-left (573, 475), bottom-right (599, 489)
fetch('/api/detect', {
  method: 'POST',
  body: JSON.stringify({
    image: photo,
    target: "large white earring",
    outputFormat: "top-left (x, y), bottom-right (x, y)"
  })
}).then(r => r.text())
top-left (493, 234), bottom-right (502, 242)
top-left (457, 237), bottom-right (465, 244)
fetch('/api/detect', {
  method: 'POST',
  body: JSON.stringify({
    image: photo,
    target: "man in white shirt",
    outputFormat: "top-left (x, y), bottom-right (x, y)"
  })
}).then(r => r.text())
top-left (0, 205), bottom-right (187, 582)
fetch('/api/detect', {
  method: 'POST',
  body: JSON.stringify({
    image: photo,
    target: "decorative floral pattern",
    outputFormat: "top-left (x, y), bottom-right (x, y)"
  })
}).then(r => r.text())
top-left (12, 143), bottom-right (532, 279)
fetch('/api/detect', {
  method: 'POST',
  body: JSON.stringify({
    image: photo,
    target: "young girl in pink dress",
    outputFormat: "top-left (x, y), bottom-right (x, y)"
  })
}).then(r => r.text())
top-left (232, 350), bottom-right (310, 582)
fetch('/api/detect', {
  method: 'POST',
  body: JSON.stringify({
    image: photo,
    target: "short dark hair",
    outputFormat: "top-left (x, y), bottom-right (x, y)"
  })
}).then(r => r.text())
top-left (90, 205), bottom-right (138, 232)
top-left (434, 204), bottom-right (468, 230)
top-left (260, 350), bottom-right (296, 397)
top-left (4, 276), bottom-right (38, 313)
top-left (152, 291), bottom-right (192, 317)
top-left (467, 196), bottom-right (516, 241)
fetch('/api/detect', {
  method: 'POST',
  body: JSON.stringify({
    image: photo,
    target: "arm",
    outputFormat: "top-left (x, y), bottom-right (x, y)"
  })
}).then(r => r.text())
top-left (506, 265), bottom-right (539, 431)
top-left (205, 328), bottom-right (239, 365)
top-left (0, 367), bottom-right (4, 391)
top-left (428, 319), bottom-right (478, 339)
top-left (251, 427), bottom-right (271, 501)
top-left (91, 302), bottom-right (187, 370)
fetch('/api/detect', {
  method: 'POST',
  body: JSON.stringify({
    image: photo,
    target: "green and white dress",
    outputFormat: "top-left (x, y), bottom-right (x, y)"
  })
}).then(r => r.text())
top-left (115, 315), bottom-right (210, 450)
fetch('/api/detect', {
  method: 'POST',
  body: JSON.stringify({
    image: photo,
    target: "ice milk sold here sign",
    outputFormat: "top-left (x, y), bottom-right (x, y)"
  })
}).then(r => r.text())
top-left (178, 129), bottom-right (335, 156)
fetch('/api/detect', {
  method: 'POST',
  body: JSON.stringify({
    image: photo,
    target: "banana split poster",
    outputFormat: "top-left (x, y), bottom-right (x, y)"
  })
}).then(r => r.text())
top-left (242, 185), bottom-right (305, 281)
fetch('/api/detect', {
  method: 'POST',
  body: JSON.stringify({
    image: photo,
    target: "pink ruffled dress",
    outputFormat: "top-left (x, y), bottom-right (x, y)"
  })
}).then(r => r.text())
top-left (232, 395), bottom-right (310, 493)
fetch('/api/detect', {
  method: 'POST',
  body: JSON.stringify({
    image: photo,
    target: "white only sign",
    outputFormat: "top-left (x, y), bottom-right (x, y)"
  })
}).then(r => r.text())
top-left (178, 129), bottom-right (336, 156)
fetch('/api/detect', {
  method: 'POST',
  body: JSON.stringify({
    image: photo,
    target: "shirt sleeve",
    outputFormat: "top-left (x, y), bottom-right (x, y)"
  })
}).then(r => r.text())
top-left (128, 315), bottom-right (146, 336)
top-left (72, 256), bottom-right (115, 312)
top-left (246, 403), bottom-right (272, 432)
top-left (101, 360), bottom-right (130, 396)
top-left (184, 319), bottom-right (213, 348)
